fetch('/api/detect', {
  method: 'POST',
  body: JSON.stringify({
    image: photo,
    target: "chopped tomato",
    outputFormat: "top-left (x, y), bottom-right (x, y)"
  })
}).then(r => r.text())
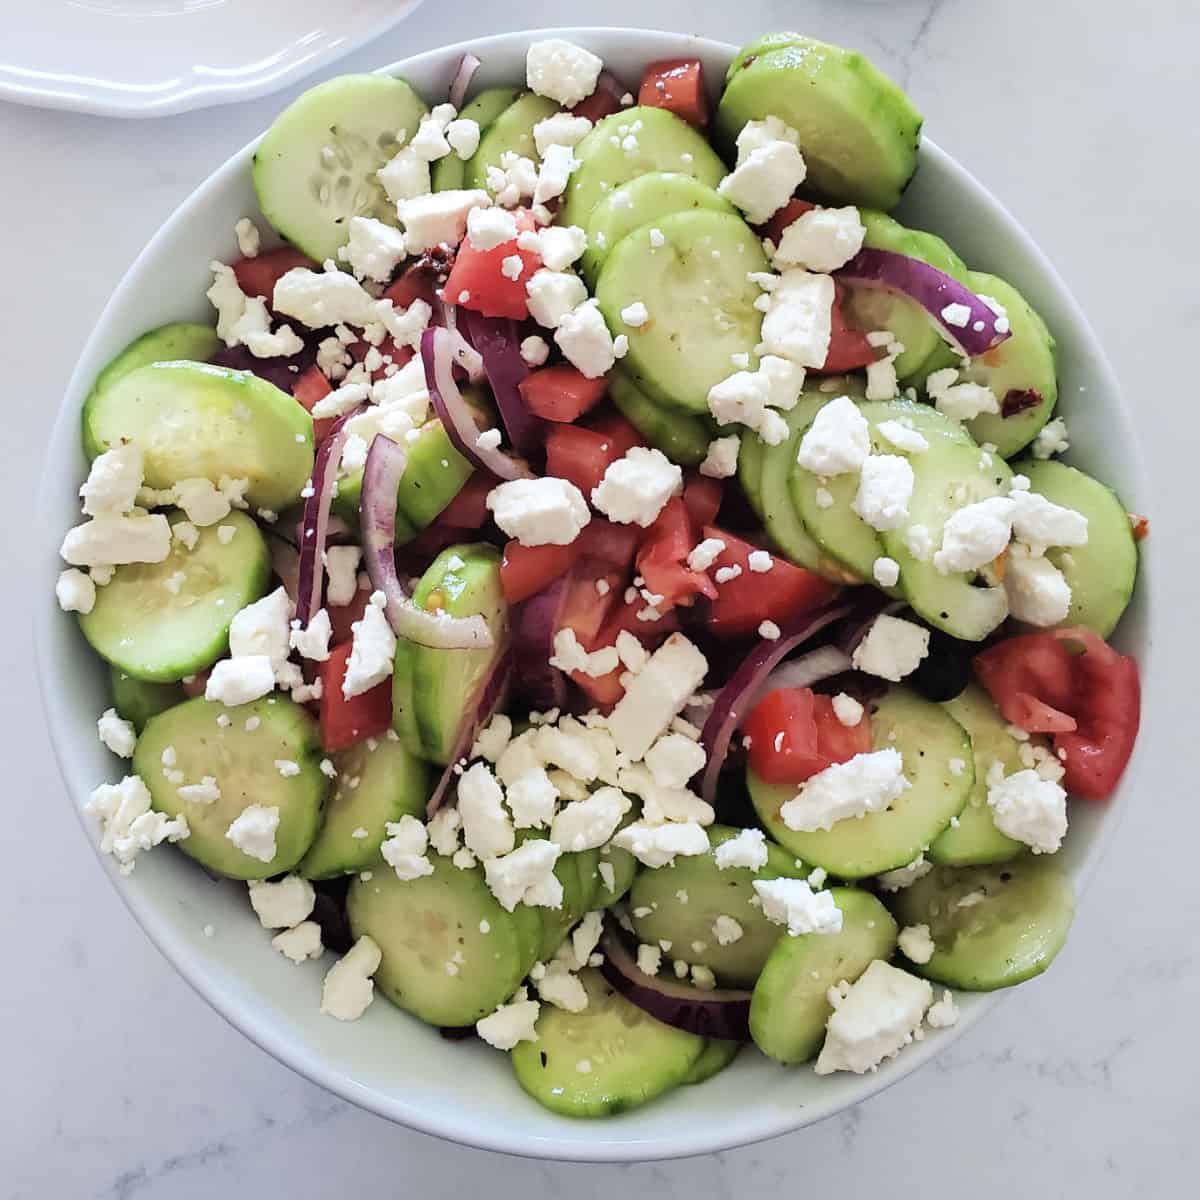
top-left (637, 497), bottom-right (717, 611)
top-left (328, 586), bottom-right (371, 646)
top-left (975, 628), bottom-right (1140, 801)
top-left (576, 517), bottom-right (641, 571)
top-left (593, 591), bottom-right (681, 644)
top-left (520, 364), bottom-right (609, 422)
top-left (443, 207), bottom-right (540, 320)
top-left (572, 88), bottom-right (622, 123)
top-left (759, 199), bottom-right (816, 247)
top-left (587, 409), bottom-right (644, 458)
top-left (233, 247), bottom-right (316, 300)
top-left (570, 666), bottom-right (626, 709)
top-left (703, 526), bottom-right (841, 637)
top-left (558, 563), bottom-right (620, 644)
top-left (817, 283), bottom-right (880, 374)
top-left (384, 254), bottom-right (451, 310)
top-left (682, 474), bottom-right (723, 529)
top-left (437, 472), bottom-right (495, 528)
top-left (638, 58), bottom-right (709, 127)
top-left (546, 425), bottom-right (623, 497)
top-left (181, 669), bottom-right (210, 699)
top-left (292, 366), bottom-right (336, 443)
top-left (501, 540), bottom-right (582, 605)
top-left (348, 336), bottom-right (414, 382)
top-left (319, 641), bottom-right (392, 752)
top-left (745, 687), bottom-right (871, 786)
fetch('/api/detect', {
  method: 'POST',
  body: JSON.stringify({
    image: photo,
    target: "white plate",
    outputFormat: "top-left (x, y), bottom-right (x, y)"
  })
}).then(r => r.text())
top-left (0, 0), bottom-right (426, 118)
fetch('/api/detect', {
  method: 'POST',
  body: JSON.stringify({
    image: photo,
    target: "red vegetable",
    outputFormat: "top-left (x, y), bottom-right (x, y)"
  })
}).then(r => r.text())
top-left (328, 586), bottom-right (371, 647)
top-left (233, 247), bottom-right (316, 300)
top-left (682, 474), bottom-right (723, 529)
top-left (576, 518), bottom-right (640, 571)
top-left (292, 366), bottom-right (336, 444)
top-left (436, 472), bottom-right (495, 529)
top-left (638, 57), bottom-right (709, 127)
top-left (459, 309), bottom-right (542, 457)
top-left (319, 641), bottom-right (392, 753)
top-left (572, 88), bottom-right (622, 123)
top-left (545, 425), bottom-right (623, 497)
top-left (501, 540), bottom-right (581, 605)
top-left (744, 687), bottom-right (871, 786)
top-left (760, 198), bottom-right (817, 246)
top-left (443, 207), bottom-right (541, 320)
top-left (820, 283), bottom-right (881, 374)
top-left (519, 364), bottom-right (609, 422)
top-left (637, 497), bottom-right (717, 612)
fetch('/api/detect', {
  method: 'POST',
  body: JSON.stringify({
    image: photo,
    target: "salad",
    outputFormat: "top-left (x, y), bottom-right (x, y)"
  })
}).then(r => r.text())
top-left (56, 32), bottom-right (1144, 1117)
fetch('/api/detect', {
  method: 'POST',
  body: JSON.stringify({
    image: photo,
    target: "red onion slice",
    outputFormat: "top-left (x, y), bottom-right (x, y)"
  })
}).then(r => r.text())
top-left (296, 403), bottom-right (366, 626)
top-left (836, 248), bottom-right (1012, 358)
top-left (699, 602), bottom-right (852, 805)
top-left (459, 308), bottom-right (544, 458)
top-left (426, 648), bottom-right (513, 816)
top-left (422, 326), bottom-right (533, 482)
top-left (742, 645), bottom-right (853, 721)
top-left (511, 576), bottom-right (570, 711)
top-left (598, 924), bottom-right (752, 1041)
top-left (448, 52), bottom-right (481, 109)
top-left (595, 69), bottom-right (629, 104)
top-left (360, 434), bottom-right (494, 651)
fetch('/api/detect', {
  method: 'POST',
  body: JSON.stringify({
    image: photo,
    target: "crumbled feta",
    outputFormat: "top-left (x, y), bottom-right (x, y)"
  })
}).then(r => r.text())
top-left (476, 987), bottom-right (540, 1049)
top-left (761, 269), bottom-right (834, 368)
top-left (754, 878), bottom-right (843, 935)
top-left (381, 814), bottom-right (435, 881)
top-left (550, 786), bottom-right (630, 852)
top-left (446, 117), bottom-right (481, 159)
top-left (611, 820), bottom-right (709, 869)
top-left (873, 556), bottom-right (901, 588)
top-left (337, 216), bottom-right (407, 283)
top-left (341, 592), bottom-right (396, 699)
top-left (272, 921), bottom-right (324, 964)
top-left (877, 419), bottom-right (929, 454)
top-left (526, 38), bottom-right (603, 108)
top-left (487, 476), bottom-right (590, 547)
top-left (1005, 542), bottom-right (1072, 626)
top-left (86, 775), bottom-right (188, 873)
top-left (713, 915), bottom-right (744, 946)
top-left (520, 335), bottom-right (550, 366)
top-left (644, 733), bottom-right (706, 790)
top-left (525, 268), bottom-right (589, 329)
top-left (290, 609), bottom-right (332, 662)
top-left (226, 803), bottom-right (280, 864)
top-left (927, 368), bottom-right (1000, 422)
top-left (617, 764), bottom-right (714, 827)
top-left (865, 355), bottom-right (899, 402)
top-left (853, 455), bottom-right (914, 532)
top-left (80, 444), bottom-right (143, 516)
top-left (637, 943), bottom-right (663, 976)
top-left (796, 394), bottom-right (870, 475)
top-left (234, 217), bottom-right (261, 257)
top-left (320, 936), bottom-right (381, 1021)
top-left (504, 767), bottom-right (559, 829)
top-left (534, 143), bottom-right (580, 206)
top-left (606, 633), bottom-right (708, 761)
top-left (229, 586), bottom-right (291, 670)
top-left (549, 627), bottom-right (619, 679)
top-left (535, 959), bottom-right (588, 1012)
top-left (699, 434), bottom-right (741, 480)
top-left (620, 300), bottom-right (649, 328)
top-left (248, 874), bottom-right (316, 929)
top-left (467, 206), bottom-right (518, 252)
top-left (60, 512), bottom-right (172, 568)
top-left (926, 989), bottom-right (960, 1029)
top-left (536, 224), bottom-right (588, 273)
top-left (325, 545), bottom-right (362, 607)
top-left (205, 655), bottom-right (276, 706)
top-left (409, 104), bottom-right (455, 161)
top-left (1009, 491), bottom-right (1088, 556)
top-left (898, 923), bottom-right (935, 965)
top-left (687, 537), bottom-right (726, 572)
top-left (852, 614), bottom-right (930, 682)
top-left (554, 298), bottom-right (617, 378)
top-left (591, 446), bottom-right (683, 527)
top-left (534, 112), bottom-right (593, 156)
top-left (372, 295), bottom-right (433, 349)
top-left (97, 708), bottom-right (136, 758)
top-left (719, 135), bottom-right (806, 224)
top-left (1032, 417), bottom-right (1070, 460)
top-left (772, 205), bottom-right (865, 272)
top-left (933, 496), bottom-right (1016, 574)
top-left (713, 827), bottom-right (769, 871)
top-left (397, 189), bottom-right (491, 253)
top-left (471, 713), bottom-right (513, 763)
top-left (484, 839), bottom-right (563, 911)
top-left (273, 265), bottom-right (376, 329)
top-left (176, 776), bottom-right (220, 804)
top-left (458, 762), bottom-right (515, 858)
top-left (986, 763), bottom-right (1068, 853)
top-left (56, 568), bottom-right (96, 614)
top-left (780, 747), bottom-right (909, 832)
top-left (831, 693), bottom-right (864, 727)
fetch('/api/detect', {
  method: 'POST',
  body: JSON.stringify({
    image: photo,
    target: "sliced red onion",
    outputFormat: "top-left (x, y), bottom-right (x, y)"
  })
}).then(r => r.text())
top-left (422, 326), bottom-right (532, 482)
top-left (459, 308), bottom-right (544, 458)
top-left (296, 403), bottom-right (367, 626)
top-left (426, 648), bottom-right (512, 816)
top-left (360, 434), bottom-right (495, 651)
top-left (699, 602), bottom-right (852, 805)
top-left (511, 577), bottom-right (571, 711)
top-left (598, 924), bottom-right (752, 1041)
top-left (836, 249), bottom-right (1013, 358)
top-left (742, 645), bottom-right (853, 721)
top-left (595, 69), bottom-right (629, 104)
top-left (448, 52), bottom-right (481, 109)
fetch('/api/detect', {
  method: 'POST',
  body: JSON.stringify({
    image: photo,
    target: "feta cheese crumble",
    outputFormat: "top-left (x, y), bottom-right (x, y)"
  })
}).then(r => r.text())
top-left (780, 748), bottom-right (910, 833)
top-left (851, 615), bottom-right (930, 682)
top-left (476, 987), bottom-right (540, 1049)
top-left (753, 878), bottom-right (843, 935)
top-left (320, 936), bottom-right (382, 1021)
top-left (591, 445), bottom-right (683, 527)
top-left (486, 476), bottom-right (591, 546)
top-left (986, 763), bottom-right (1068, 854)
top-left (526, 39), bottom-right (603, 108)
top-left (796, 393), bottom-right (870, 475)
top-left (248, 875), bottom-right (316, 929)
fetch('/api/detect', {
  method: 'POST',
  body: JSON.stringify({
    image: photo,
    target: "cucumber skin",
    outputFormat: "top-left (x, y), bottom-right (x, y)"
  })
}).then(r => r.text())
top-left (682, 1039), bottom-right (742, 1085)
top-left (110, 667), bottom-right (185, 733)
top-left (432, 87), bottom-right (523, 192)
top-left (463, 92), bottom-right (559, 190)
top-left (609, 370), bottom-right (714, 467)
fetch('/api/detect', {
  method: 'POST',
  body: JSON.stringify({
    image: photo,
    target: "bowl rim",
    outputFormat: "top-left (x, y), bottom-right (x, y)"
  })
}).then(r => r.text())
top-left (34, 25), bottom-right (1154, 1162)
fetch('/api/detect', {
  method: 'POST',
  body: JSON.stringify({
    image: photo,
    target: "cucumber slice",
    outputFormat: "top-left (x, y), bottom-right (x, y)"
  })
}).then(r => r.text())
top-left (888, 859), bottom-right (1075, 991)
top-left (1016, 459), bottom-right (1137, 638)
top-left (331, 466), bottom-right (418, 543)
top-left (581, 172), bottom-right (733, 284)
top-left (410, 545), bottom-right (508, 765)
top-left (715, 41), bottom-right (922, 211)
top-left (724, 32), bottom-right (809, 84)
top-left (537, 845), bottom-right (602, 961)
top-left (83, 362), bottom-right (315, 511)
top-left (132, 695), bottom-right (327, 879)
top-left (738, 426), bottom-right (767, 516)
top-left (682, 1038), bottom-right (742, 1085)
top-left (394, 419), bottom-right (474, 530)
top-left (595, 210), bottom-right (769, 414)
top-left (593, 805), bottom-right (641, 909)
top-left (110, 667), bottom-right (185, 733)
top-left (562, 106), bottom-right (726, 231)
top-left (956, 272), bottom-right (1058, 458)
top-left (299, 736), bottom-right (430, 879)
top-left (749, 687), bottom-right (973, 878)
top-left (929, 685), bottom-right (1026, 866)
top-left (253, 74), bottom-right (427, 264)
top-left (628, 825), bottom-right (805, 987)
top-left (79, 512), bottom-right (270, 682)
top-left (510, 969), bottom-right (705, 1117)
top-left (86, 323), bottom-right (221, 409)
top-left (609, 369), bottom-right (714, 466)
top-left (432, 87), bottom-right (523, 191)
top-left (463, 92), bottom-right (560, 190)
top-left (892, 226), bottom-right (973, 386)
top-left (347, 855), bottom-right (541, 1026)
top-left (390, 638), bottom-right (424, 756)
top-left (748, 888), bottom-right (898, 1064)
top-left (880, 433), bottom-right (1014, 641)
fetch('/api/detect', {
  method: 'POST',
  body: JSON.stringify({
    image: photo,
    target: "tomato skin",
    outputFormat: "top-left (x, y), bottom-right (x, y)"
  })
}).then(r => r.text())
top-left (501, 540), bottom-right (581, 605)
top-left (443, 208), bottom-right (540, 320)
top-left (638, 58), bottom-right (709, 127)
top-left (319, 641), bottom-right (393, 752)
top-left (974, 631), bottom-right (1078, 733)
top-left (702, 525), bottom-right (841, 637)
top-left (520, 364), bottom-right (609, 422)
top-left (817, 282), bottom-right (881, 374)
top-left (637, 497), bottom-right (717, 610)
top-left (348, 337), bottom-right (414, 382)
top-left (292, 366), bottom-right (336, 443)
top-left (745, 687), bottom-right (871, 785)
top-left (233, 247), bottom-right (317, 300)
top-left (437, 472), bottom-right (495, 529)
top-left (546, 426), bottom-right (618, 498)
top-left (682, 475), bottom-right (723, 529)
top-left (383, 257), bottom-right (448, 310)
top-left (572, 89), bottom-right (622, 123)
top-left (759, 199), bottom-right (817, 246)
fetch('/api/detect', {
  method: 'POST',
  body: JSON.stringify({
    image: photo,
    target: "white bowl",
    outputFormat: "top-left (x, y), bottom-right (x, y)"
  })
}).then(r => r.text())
top-left (35, 27), bottom-right (1153, 1162)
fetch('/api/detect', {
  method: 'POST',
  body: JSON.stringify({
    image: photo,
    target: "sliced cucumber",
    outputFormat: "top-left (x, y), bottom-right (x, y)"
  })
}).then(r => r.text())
top-left (595, 211), bottom-right (768, 414)
top-left (581, 172), bottom-right (733, 284)
top-left (749, 687), bottom-right (973, 878)
top-left (410, 545), bottom-right (508, 765)
top-left (956, 272), bottom-right (1058, 458)
top-left (880, 432), bottom-right (1014, 641)
top-left (628, 825), bottom-right (805, 987)
top-left (330, 469), bottom-right (418, 542)
top-left (463, 92), bottom-right (560, 190)
top-left (79, 512), bottom-right (270, 682)
top-left (390, 637), bottom-right (424, 757)
top-left (609, 369), bottom-right (714, 466)
top-left (86, 323), bottom-right (221, 410)
top-left (253, 74), bottom-right (427, 263)
top-left (299, 736), bottom-right (430, 879)
top-left (82, 362), bottom-right (314, 511)
top-left (1017, 458), bottom-right (1138, 638)
top-left (715, 40), bottom-right (922, 211)
top-left (682, 1039), bottom-right (742, 1085)
top-left (593, 805), bottom-right (641, 909)
top-left (432, 87), bottom-right (523, 191)
top-left (537, 845), bottom-right (602, 961)
top-left (724, 32), bottom-right (809, 84)
top-left (347, 854), bottom-right (541, 1026)
top-left (510, 969), bottom-right (705, 1117)
top-left (110, 667), bottom-right (184, 733)
top-left (133, 695), bottom-right (327, 879)
top-left (748, 888), bottom-right (898, 1064)
top-left (394, 419), bottom-right (474, 530)
top-left (562, 107), bottom-right (726, 231)
top-left (889, 859), bottom-right (1075, 991)
top-left (929, 685), bottom-right (1026, 866)
top-left (738, 427), bottom-right (767, 516)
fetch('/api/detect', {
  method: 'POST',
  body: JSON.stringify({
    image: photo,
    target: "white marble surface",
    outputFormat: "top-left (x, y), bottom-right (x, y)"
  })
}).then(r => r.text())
top-left (4, 0), bottom-right (1197, 1194)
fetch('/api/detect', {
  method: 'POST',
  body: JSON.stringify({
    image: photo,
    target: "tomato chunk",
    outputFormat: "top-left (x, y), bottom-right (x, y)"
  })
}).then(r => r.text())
top-left (577, 517), bottom-right (641, 571)
top-left (572, 89), bottom-right (622, 123)
top-left (292, 366), bottom-right (336, 444)
top-left (327, 587), bottom-right (371, 647)
top-left (817, 282), bottom-right (880, 374)
top-left (319, 641), bottom-right (392, 752)
top-left (437, 472), bottom-right (495, 529)
top-left (520, 364), bottom-right (609, 422)
top-left (637, 497), bottom-right (717, 611)
top-left (443, 208), bottom-right (540, 320)
top-left (702, 526), bottom-right (841, 637)
top-left (501, 540), bottom-right (582, 605)
top-left (638, 58), bottom-right (709, 127)
top-left (546, 425), bottom-right (623, 497)
top-left (348, 336), bottom-right (414, 382)
top-left (759, 199), bottom-right (817, 247)
top-left (682, 474), bottom-right (723, 529)
top-left (745, 687), bottom-right (871, 786)
top-left (233, 247), bottom-right (317, 300)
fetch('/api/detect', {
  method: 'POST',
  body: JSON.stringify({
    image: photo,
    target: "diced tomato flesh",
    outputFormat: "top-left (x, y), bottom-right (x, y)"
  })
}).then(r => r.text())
top-left (546, 425), bottom-right (622, 497)
top-left (587, 409), bottom-right (644, 458)
top-left (638, 58), bottom-right (709, 127)
top-left (384, 256), bottom-right (449, 310)
top-left (520, 364), bottom-right (609, 422)
top-left (636, 497), bottom-right (717, 611)
top-left (682, 474), bottom-right (723, 529)
top-left (702, 525), bottom-right (841, 637)
top-left (327, 587), bottom-right (371, 647)
top-left (319, 642), bottom-right (392, 752)
top-left (232, 247), bottom-right (317, 300)
top-left (292, 366), bottom-right (336, 444)
top-left (759, 199), bottom-right (817, 247)
top-left (181, 670), bottom-right (210, 699)
top-left (817, 283), bottom-right (880, 374)
top-left (347, 336), bottom-right (414, 382)
top-left (437, 472), bottom-right (495, 529)
top-left (745, 687), bottom-right (872, 786)
top-left (576, 517), bottom-right (641, 571)
top-left (572, 89), bottom-right (622, 123)
top-left (501, 540), bottom-right (582, 605)
top-left (442, 208), bottom-right (541, 320)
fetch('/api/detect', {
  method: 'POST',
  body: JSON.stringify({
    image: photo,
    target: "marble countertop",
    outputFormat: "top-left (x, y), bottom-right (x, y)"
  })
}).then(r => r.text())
top-left (4, 0), bottom-right (1195, 1194)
